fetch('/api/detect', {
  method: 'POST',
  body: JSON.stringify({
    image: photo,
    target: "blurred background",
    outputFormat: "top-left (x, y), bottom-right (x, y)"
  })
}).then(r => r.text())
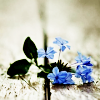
top-left (0, 0), bottom-right (100, 99)
top-left (0, 0), bottom-right (100, 67)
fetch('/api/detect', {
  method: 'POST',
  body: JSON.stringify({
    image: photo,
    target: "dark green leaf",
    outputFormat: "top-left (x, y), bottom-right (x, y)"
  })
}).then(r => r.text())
top-left (7, 59), bottom-right (31, 77)
top-left (37, 71), bottom-right (48, 78)
top-left (23, 37), bottom-right (38, 65)
top-left (70, 68), bottom-right (76, 73)
top-left (51, 60), bottom-right (72, 72)
top-left (38, 64), bottom-right (52, 73)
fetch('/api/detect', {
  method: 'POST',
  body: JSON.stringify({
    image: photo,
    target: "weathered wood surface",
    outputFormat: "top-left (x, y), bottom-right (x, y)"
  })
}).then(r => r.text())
top-left (0, 0), bottom-right (100, 100)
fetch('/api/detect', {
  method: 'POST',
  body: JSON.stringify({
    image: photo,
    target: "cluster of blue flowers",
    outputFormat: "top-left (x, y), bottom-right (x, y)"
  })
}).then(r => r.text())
top-left (75, 52), bottom-right (94, 83)
top-left (37, 37), bottom-right (94, 84)
top-left (47, 67), bottom-right (74, 84)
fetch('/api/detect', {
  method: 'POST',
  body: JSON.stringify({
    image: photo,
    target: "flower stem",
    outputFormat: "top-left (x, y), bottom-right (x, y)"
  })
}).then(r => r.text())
top-left (68, 62), bottom-right (82, 67)
top-left (19, 75), bottom-right (37, 91)
top-left (58, 49), bottom-right (61, 60)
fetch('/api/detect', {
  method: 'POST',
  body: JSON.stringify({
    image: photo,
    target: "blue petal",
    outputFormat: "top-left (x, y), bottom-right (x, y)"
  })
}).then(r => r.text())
top-left (45, 47), bottom-right (56, 59)
top-left (46, 47), bottom-right (55, 54)
top-left (77, 65), bottom-right (85, 73)
top-left (62, 39), bottom-right (69, 44)
top-left (82, 65), bottom-right (93, 70)
top-left (63, 72), bottom-right (75, 84)
top-left (46, 48), bottom-right (56, 55)
top-left (75, 57), bottom-right (80, 61)
top-left (75, 56), bottom-right (82, 63)
top-left (38, 54), bottom-right (45, 58)
top-left (58, 71), bottom-right (67, 79)
top-left (76, 66), bottom-right (82, 73)
top-left (60, 46), bottom-right (66, 51)
top-left (66, 45), bottom-right (70, 50)
top-left (53, 37), bottom-right (62, 45)
top-left (53, 41), bottom-right (61, 46)
top-left (83, 60), bottom-right (90, 64)
top-left (75, 52), bottom-right (93, 67)
top-left (76, 65), bottom-right (81, 70)
top-left (82, 55), bottom-right (87, 60)
top-left (87, 75), bottom-right (94, 82)
top-left (75, 73), bottom-right (81, 78)
top-left (77, 52), bottom-right (82, 58)
top-left (75, 52), bottom-right (83, 62)
top-left (82, 68), bottom-right (93, 75)
top-left (63, 79), bottom-right (75, 84)
top-left (58, 78), bottom-right (65, 84)
top-left (82, 65), bottom-right (88, 69)
top-left (82, 57), bottom-right (93, 66)
top-left (87, 57), bottom-right (91, 61)
top-left (86, 63), bottom-right (93, 66)
top-left (53, 37), bottom-right (70, 51)
top-left (37, 48), bottom-right (45, 53)
top-left (47, 73), bottom-right (55, 80)
top-left (77, 52), bottom-right (82, 57)
top-left (46, 54), bottom-right (54, 59)
top-left (49, 50), bottom-right (57, 55)
top-left (65, 72), bottom-right (72, 80)
top-left (52, 67), bottom-right (59, 76)
top-left (83, 56), bottom-right (91, 61)
top-left (53, 79), bottom-right (64, 84)
top-left (53, 79), bottom-right (59, 84)
top-left (37, 49), bottom-right (45, 58)
top-left (83, 61), bottom-right (93, 66)
top-left (81, 76), bottom-right (87, 83)
top-left (56, 37), bottom-right (63, 44)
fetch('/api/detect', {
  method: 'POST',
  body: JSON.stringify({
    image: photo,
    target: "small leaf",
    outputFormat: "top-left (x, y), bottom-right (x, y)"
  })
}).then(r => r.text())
top-left (38, 64), bottom-right (52, 73)
top-left (7, 59), bottom-right (31, 77)
top-left (37, 71), bottom-right (48, 78)
top-left (71, 68), bottom-right (76, 73)
top-left (23, 37), bottom-right (38, 65)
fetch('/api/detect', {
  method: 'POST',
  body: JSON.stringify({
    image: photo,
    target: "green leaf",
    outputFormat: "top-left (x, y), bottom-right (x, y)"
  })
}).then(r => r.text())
top-left (38, 64), bottom-right (52, 73)
top-left (23, 37), bottom-right (38, 65)
top-left (7, 59), bottom-right (31, 77)
top-left (71, 68), bottom-right (76, 73)
top-left (37, 71), bottom-right (48, 78)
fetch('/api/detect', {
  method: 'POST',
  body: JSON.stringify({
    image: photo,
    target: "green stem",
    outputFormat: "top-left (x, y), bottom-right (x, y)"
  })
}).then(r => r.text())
top-left (58, 49), bottom-right (61, 60)
top-left (19, 75), bottom-right (37, 91)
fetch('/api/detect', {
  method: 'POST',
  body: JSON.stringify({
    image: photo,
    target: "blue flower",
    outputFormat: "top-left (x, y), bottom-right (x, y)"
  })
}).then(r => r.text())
top-left (75, 52), bottom-right (93, 66)
top-left (63, 72), bottom-right (75, 84)
top-left (47, 67), bottom-right (67, 84)
top-left (75, 66), bottom-right (85, 78)
top-left (75, 66), bottom-right (94, 83)
top-left (53, 37), bottom-right (70, 52)
top-left (82, 69), bottom-right (94, 83)
top-left (37, 47), bottom-right (56, 59)
top-left (47, 67), bottom-right (74, 84)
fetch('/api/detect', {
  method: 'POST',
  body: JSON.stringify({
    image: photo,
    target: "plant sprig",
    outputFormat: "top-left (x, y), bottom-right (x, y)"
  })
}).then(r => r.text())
top-left (7, 37), bottom-right (94, 87)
